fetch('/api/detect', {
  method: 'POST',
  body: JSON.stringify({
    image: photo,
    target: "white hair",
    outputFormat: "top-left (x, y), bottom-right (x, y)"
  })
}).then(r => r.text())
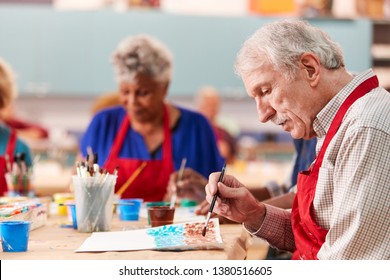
top-left (235, 19), bottom-right (345, 81)
top-left (112, 34), bottom-right (173, 83)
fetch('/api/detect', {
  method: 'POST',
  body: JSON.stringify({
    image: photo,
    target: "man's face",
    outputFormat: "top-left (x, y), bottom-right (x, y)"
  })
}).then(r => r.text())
top-left (118, 74), bottom-right (168, 123)
top-left (242, 59), bottom-right (318, 139)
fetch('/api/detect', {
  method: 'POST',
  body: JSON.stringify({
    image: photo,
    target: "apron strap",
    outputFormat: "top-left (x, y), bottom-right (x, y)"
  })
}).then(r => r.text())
top-left (5, 129), bottom-right (17, 170)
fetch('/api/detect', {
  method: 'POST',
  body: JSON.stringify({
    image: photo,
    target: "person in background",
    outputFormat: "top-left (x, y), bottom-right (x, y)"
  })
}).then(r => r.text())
top-left (195, 86), bottom-right (238, 164)
top-left (0, 57), bottom-right (33, 196)
top-left (206, 19), bottom-right (390, 259)
top-left (1, 103), bottom-right (49, 140)
top-left (80, 34), bottom-right (224, 201)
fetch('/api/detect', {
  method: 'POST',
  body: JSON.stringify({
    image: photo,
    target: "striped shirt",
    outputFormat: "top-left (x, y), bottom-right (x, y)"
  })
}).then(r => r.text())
top-left (252, 69), bottom-right (390, 259)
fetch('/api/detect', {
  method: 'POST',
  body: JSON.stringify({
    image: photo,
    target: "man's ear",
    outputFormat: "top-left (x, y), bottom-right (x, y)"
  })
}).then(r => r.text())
top-left (300, 53), bottom-right (320, 86)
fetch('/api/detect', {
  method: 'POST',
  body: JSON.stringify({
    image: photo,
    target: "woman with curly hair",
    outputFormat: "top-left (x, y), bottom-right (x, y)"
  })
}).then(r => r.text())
top-left (80, 35), bottom-right (224, 201)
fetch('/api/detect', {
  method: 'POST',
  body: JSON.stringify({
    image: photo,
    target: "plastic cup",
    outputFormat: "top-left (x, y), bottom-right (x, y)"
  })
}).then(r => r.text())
top-left (146, 202), bottom-right (171, 225)
top-left (148, 206), bottom-right (175, 227)
top-left (0, 221), bottom-right (31, 252)
top-left (65, 202), bottom-right (77, 229)
top-left (72, 175), bottom-right (116, 233)
top-left (117, 199), bottom-right (143, 221)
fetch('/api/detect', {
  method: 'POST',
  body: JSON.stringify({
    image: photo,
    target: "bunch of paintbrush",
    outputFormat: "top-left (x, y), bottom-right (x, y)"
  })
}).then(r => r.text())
top-left (72, 174), bottom-right (117, 233)
top-left (72, 152), bottom-right (119, 232)
top-left (6, 153), bottom-right (33, 197)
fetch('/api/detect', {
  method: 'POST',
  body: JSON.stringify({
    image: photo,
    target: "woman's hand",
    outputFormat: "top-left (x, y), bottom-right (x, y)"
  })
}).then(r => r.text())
top-left (167, 168), bottom-right (208, 203)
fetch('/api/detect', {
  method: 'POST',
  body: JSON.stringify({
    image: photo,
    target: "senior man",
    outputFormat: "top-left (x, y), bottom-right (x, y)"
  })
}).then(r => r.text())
top-left (205, 19), bottom-right (390, 260)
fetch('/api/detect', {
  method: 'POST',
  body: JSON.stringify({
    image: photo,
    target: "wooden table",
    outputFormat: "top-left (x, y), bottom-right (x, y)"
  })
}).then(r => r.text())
top-left (0, 214), bottom-right (266, 260)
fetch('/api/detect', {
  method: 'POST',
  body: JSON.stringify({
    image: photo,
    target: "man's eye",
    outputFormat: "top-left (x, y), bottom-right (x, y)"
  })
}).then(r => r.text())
top-left (261, 89), bottom-right (270, 95)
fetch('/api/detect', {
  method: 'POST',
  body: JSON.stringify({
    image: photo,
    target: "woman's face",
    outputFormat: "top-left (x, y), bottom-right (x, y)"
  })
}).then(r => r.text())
top-left (118, 74), bottom-right (169, 123)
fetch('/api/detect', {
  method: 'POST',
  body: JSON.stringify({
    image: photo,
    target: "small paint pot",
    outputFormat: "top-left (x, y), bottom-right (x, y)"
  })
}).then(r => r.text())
top-left (53, 193), bottom-right (74, 216)
top-left (146, 202), bottom-right (171, 225)
top-left (117, 199), bottom-right (143, 221)
top-left (65, 202), bottom-right (77, 229)
top-left (180, 199), bottom-right (198, 207)
top-left (0, 221), bottom-right (31, 252)
top-left (147, 206), bottom-right (175, 227)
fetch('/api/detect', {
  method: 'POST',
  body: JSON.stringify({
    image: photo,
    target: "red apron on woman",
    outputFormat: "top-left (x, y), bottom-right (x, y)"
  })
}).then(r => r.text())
top-left (0, 129), bottom-right (17, 196)
top-left (291, 76), bottom-right (379, 260)
top-left (104, 105), bottom-right (174, 201)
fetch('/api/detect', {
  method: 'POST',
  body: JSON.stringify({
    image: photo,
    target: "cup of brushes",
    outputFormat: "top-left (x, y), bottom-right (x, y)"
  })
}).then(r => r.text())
top-left (73, 155), bottom-right (117, 233)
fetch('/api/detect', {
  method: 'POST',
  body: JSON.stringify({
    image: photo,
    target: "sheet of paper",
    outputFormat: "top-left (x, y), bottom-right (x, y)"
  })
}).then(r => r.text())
top-left (76, 218), bottom-right (223, 252)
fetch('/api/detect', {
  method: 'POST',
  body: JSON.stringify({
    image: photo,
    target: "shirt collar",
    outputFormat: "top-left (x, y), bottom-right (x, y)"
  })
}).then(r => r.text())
top-left (312, 69), bottom-right (375, 138)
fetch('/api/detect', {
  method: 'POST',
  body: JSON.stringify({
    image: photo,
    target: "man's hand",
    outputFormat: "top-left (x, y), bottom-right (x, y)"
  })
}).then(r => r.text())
top-left (205, 172), bottom-right (266, 227)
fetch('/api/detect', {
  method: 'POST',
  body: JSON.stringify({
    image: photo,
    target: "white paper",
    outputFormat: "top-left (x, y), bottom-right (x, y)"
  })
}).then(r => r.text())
top-left (76, 218), bottom-right (223, 252)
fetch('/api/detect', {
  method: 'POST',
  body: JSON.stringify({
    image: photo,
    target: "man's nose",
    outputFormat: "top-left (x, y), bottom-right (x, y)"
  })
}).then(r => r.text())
top-left (256, 99), bottom-right (275, 123)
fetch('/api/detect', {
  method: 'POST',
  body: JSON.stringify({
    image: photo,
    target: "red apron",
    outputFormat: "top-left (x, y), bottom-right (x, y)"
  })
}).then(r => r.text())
top-left (104, 105), bottom-right (174, 201)
top-left (0, 129), bottom-right (17, 196)
top-left (291, 76), bottom-right (379, 260)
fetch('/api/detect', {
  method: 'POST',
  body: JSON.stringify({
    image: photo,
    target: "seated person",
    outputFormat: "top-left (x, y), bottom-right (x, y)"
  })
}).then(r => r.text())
top-left (0, 57), bottom-right (33, 196)
top-left (206, 19), bottom-right (389, 259)
top-left (80, 34), bottom-right (224, 201)
top-left (1, 103), bottom-right (49, 140)
top-left (195, 86), bottom-right (237, 164)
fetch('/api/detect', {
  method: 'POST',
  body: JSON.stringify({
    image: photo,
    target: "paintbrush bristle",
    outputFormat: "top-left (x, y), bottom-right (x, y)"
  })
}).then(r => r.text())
top-left (202, 226), bottom-right (207, 237)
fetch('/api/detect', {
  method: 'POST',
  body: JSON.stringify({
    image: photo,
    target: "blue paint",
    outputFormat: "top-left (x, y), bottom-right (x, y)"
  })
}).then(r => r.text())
top-left (146, 224), bottom-right (186, 248)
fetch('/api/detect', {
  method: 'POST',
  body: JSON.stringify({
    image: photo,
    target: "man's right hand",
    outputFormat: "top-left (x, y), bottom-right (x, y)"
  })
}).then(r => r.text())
top-left (205, 172), bottom-right (266, 228)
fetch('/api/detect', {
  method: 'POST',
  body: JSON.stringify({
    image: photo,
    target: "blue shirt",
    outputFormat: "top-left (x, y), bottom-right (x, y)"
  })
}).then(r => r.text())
top-left (290, 138), bottom-right (317, 187)
top-left (80, 106), bottom-right (224, 178)
top-left (0, 125), bottom-right (33, 166)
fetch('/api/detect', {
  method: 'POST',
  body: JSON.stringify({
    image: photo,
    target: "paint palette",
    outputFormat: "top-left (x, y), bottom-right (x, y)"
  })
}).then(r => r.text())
top-left (76, 218), bottom-right (223, 252)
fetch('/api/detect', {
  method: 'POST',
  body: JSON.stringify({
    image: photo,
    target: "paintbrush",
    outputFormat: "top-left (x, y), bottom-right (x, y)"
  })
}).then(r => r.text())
top-left (202, 162), bottom-right (226, 237)
top-left (170, 157), bottom-right (187, 208)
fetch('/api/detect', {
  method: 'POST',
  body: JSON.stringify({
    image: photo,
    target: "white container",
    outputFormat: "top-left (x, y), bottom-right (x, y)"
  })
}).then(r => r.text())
top-left (73, 175), bottom-right (116, 233)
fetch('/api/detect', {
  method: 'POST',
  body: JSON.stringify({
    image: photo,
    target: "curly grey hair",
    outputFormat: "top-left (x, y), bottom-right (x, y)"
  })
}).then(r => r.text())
top-left (235, 19), bottom-right (345, 81)
top-left (112, 34), bottom-right (173, 84)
